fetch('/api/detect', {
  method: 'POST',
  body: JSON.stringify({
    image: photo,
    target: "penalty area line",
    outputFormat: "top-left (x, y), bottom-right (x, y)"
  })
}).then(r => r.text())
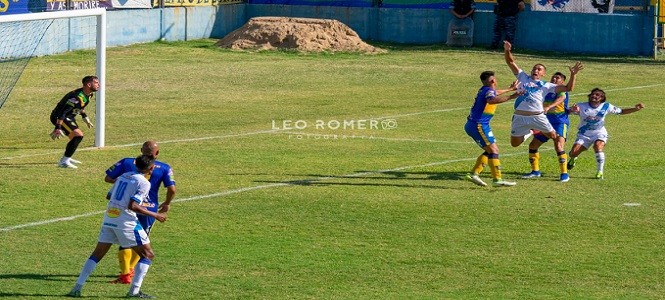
top-left (0, 149), bottom-right (536, 232)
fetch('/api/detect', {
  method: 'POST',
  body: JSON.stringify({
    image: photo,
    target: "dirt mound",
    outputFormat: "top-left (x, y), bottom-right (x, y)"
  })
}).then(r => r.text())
top-left (216, 17), bottom-right (385, 54)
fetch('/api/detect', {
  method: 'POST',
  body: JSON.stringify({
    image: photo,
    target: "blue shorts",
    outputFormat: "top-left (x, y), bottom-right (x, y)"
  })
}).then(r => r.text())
top-left (465, 121), bottom-right (495, 148)
top-left (534, 122), bottom-right (569, 143)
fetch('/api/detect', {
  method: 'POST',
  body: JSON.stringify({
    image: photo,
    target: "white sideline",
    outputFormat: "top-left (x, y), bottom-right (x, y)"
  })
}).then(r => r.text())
top-left (2, 83), bottom-right (661, 161)
top-left (0, 150), bottom-right (536, 232)
top-left (1, 83), bottom-right (660, 232)
top-left (281, 132), bottom-right (474, 144)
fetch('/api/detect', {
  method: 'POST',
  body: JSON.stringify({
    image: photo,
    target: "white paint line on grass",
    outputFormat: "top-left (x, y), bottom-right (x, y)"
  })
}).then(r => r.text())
top-left (0, 129), bottom-right (286, 161)
top-left (2, 83), bottom-right (661, 162)
top-left (0, 150), bottom-right (535, 232)
top-left (281, 132), bottom-right (474, 144)
top-left (1, 83), bottom-right (660, 231)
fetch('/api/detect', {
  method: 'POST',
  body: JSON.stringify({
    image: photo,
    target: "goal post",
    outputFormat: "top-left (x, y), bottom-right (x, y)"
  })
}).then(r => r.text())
top-left (0, 8), bottom-right (107, 147)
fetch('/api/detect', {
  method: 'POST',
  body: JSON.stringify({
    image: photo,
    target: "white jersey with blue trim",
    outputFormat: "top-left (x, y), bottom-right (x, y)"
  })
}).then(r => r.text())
top-left (514, 70), bottom-right (558, 112)
top-left (103, 171), bottom-right (151, 230)
top-left (575, 102), bottom-right (622, 134)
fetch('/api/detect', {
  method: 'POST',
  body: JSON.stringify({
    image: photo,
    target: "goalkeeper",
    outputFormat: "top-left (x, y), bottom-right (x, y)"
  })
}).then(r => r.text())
top-left (49, 75), bottom-right (98, 169)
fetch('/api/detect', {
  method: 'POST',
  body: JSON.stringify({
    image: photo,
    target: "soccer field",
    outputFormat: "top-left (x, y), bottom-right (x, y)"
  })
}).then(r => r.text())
top-left (1, 40), bottom-right (665, 299)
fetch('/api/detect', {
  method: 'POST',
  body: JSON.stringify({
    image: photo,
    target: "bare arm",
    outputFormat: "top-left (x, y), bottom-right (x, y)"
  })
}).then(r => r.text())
top-left (104, 175), bottom-right (116, 184)
top-left (568, 104), bottom-right (580, 115)
top-left (543, 93), bottom-right (566, 113)
top-left (620, 103), bottom-right (645, 115)
top-left (158, 185), bottom-right (177, 213)
top-left (129, 201), bottom-right (167, 223)
top-left (494, 80), bottom-right (521, 96)
top-left (487, 92), bottom-right (522, 104)
top-left (503, 41), bottom-right (520, 75)
top-left (556, 61), bottom-right (584, 93)
top-left (488, 82), bottom-right (525, 104)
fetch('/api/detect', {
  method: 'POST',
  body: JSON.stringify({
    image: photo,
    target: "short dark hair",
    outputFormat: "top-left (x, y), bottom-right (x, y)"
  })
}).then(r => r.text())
top-left (82, 75), bottom-right (98, 85)
top-left (480, 71), bottom-right (494, 83)
top-left (135, 155), bottom-right (155, 173)
top-left (553, 72), bottom-right (566, 81)
top-left (589, 88), bottom-right (607, 103)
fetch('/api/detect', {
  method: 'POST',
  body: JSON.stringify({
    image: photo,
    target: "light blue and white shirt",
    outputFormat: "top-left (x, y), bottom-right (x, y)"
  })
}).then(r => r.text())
top-left (514, 70), bottom-right (558, 112)
top-left (103, 171), bottom-right (151, 230)
top-left (574, 102), bottom-right (622, 134)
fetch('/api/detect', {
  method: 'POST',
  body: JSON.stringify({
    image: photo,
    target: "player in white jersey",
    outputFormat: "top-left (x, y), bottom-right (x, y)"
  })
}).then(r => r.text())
top-left (67, 155), bottom-right (167, 299)
top-left (567, 88), bottom-right (644, 179)
top-left (503, 41), bottom-right (584, 147)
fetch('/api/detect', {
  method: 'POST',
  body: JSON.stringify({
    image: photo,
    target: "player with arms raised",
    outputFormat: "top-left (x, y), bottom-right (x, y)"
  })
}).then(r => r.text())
top-left (567, 88), bottom-right (644, 179)
top-left (503, 41), bottom-right (583, 149)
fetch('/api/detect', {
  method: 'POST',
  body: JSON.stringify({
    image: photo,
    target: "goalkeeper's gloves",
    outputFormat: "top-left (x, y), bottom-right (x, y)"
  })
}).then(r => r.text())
top-left (83, 116), bottom-right (94, 128)
top-left (50, 128), bottom-right (65, 140)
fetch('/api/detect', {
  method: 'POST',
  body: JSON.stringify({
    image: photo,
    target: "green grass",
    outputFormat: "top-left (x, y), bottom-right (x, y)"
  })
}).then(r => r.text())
top-left (1, 40), bottom-right (665, 299)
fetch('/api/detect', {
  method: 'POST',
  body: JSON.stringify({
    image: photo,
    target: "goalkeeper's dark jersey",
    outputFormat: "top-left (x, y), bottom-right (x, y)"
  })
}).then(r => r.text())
top-left (50, 88), bottom-right (92, 120)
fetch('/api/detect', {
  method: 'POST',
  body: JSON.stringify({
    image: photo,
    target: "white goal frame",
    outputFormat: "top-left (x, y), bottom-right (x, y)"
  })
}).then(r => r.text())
top-left (0, 8), bottom-right (107, 147)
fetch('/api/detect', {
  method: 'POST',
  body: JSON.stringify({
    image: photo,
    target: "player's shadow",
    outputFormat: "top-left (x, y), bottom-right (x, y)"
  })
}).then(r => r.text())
top-left (254, 170), bottom-right (468, 190)
top-left (0, 273), bottom-right (115, 298)
top-left (0, 273), bottom-right (114, 281)
top-left (0, 162), bottom-right (54, 168)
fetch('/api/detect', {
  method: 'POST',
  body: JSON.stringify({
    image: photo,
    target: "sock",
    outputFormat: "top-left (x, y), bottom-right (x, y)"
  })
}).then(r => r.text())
top-left (129, 251), bottom-right (141, 271)
top-left (488, 153), bottom-right (502, 180)
top-left (119, 248), bottom-right (133, 275)
top-left (472, 152), bottom-right (489, 175)
top-left (557, 151), bottom-right (568, 174)
top-left (528, 149), bottom-right (540, 172)
top-left (595, 152), bottom-right (605, 173)
top-left (64, 136), bottom-right (83, 158)
top-left (75, 256), bottom-right (100, 288)
top-left (129, 257), bottom-right (152, 295)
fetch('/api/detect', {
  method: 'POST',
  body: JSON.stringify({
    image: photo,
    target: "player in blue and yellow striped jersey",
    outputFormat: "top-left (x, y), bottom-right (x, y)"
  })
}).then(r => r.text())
top-left (464, 71), bottom-right (523, 187)
top-left (104, 140), bottom-right (176, 284)
top-left (522, 72), bottom-right (571, 182)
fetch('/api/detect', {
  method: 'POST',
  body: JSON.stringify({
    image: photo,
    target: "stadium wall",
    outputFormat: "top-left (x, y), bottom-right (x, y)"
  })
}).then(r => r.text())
top-left (243, 5), bottom-right (655, 56)
top-left (8, 5), bottom-right (654, 56)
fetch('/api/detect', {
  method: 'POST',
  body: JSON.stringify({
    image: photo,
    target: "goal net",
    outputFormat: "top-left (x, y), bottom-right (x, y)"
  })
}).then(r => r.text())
top-left (0, 8), bottom-right (107, 147)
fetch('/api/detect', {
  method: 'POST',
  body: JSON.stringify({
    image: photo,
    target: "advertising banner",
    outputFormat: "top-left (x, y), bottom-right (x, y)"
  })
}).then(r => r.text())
top-left (45, 0), bottom-right (112, 11)
top-left (247, 0), bottom-right (372, 7)
top-left (659, 0), bottom-right (664, 23)
top-left (158, 0), bottom-right (241, 6)
top-left (111, 0), bottom-right (151, 8)
top-left (380, 0), bottom-right (449, 8)
top-left (532, 0), bottom-right (614, 13)
top-left (0, 0), bottom-right (29, 15)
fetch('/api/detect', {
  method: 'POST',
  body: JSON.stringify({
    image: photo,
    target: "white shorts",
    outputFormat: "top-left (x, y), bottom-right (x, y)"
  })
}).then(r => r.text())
top-left (98, 226), bottom-right (150, 248)
top-left (574, 130), bottom-right (609, 149)
top-left (511, 114), bottom-right (554, 137)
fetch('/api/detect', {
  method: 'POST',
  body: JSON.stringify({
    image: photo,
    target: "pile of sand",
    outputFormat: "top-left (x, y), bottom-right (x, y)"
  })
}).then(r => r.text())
top-left (216, 17), bottom-right (385, 54)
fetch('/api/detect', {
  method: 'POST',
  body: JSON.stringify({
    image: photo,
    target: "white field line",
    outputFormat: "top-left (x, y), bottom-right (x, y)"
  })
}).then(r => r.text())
top-left (281, 132), bottom-right (474, 144)
top-left (0, 129), bottom-right (286, 161)
top-left (2, 82), bottom-right (661, 162)
top-left (1, 83), bottom-right (659, 231)
top-left (0, 149), bottom-right (542, 233)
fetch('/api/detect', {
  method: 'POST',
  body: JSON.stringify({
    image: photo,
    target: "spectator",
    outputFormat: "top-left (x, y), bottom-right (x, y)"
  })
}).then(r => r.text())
top-left (490, 0), bottom-right (525, 49)
top-left (451, 0), bottom-right (475, 19)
